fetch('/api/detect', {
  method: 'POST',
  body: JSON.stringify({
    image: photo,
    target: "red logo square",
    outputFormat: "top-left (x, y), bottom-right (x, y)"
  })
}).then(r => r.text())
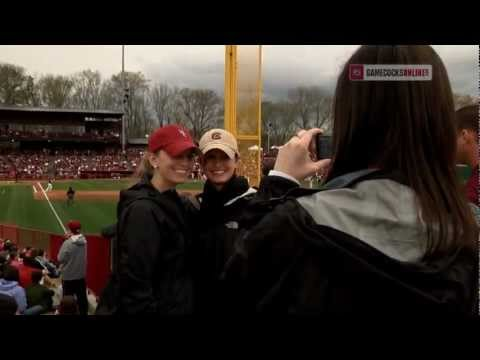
top-left (349, 64), bottom-right (364, 80)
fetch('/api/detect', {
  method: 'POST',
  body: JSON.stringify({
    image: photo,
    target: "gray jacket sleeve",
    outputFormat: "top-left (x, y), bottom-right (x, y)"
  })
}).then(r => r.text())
top-left (57, 239), bottom-right (71, 264)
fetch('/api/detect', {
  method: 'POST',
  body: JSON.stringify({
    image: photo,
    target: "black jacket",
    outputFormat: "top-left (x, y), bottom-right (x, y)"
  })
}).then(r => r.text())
top-left (226, 170), bottom-right (478, 314)
top-left (98, 175), bottom-right (198, 314)
top-left (194, 175), bottom-right (258, 313)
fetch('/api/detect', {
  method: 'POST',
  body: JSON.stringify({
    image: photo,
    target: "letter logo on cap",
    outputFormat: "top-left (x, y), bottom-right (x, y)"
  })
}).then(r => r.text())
top-left (179, 129), bottom-right (187, 138)
top-left (212, 132), bottom-right (222, 140)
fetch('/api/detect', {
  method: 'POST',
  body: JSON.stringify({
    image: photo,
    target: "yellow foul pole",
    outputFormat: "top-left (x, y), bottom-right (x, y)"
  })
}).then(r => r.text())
top-left (224, 45), bottom-right (263, 186)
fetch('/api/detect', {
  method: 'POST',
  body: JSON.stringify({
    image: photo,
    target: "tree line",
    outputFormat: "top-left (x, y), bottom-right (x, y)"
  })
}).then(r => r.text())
top-left (0, 62), bottom-right (476, 144)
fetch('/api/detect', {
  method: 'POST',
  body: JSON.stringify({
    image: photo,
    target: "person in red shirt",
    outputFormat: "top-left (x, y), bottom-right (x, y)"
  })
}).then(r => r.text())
top-left (456, 104), bottom-right (478, 206)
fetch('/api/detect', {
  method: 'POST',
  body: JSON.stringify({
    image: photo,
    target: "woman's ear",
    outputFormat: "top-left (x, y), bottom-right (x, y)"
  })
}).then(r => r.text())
top-left (464, 129), bottom-right (477, 144)
top-left (148, 151), bottom-right (159, 169)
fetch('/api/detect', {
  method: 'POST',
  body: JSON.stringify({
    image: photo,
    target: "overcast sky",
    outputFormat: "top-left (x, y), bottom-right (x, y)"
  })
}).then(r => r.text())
top-left (0, 45), bottom-right (477, 100)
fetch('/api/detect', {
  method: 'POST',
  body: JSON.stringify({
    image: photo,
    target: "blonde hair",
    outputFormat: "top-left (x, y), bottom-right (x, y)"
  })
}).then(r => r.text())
top-left (135, 150), bottom-right (155, 179)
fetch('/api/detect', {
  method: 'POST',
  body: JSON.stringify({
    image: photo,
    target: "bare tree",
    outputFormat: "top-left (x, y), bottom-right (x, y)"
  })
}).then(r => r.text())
top-left (453, 93), bottom-right (478, 110)
top-left (0, 63), bottom-right (31, 105)
top-left (149, 83), bottom-right (173, 127)
top-left (168, 86), bottom-right (183, 124)
top-left (287, 85), bottom-right (334, 134)
top-left (38, 75), bottom-right (74, 108)
top-left (98, 79), bottom-right (121, 110)
top-left (176, 88), bottom-right (222, 139)
top-left (262, 100), bottom-right (297, 147)
top-left (71, 70), bottom-right (103, 110)
top-left (138, 88), bottom-right (154, 137)
top-left (103, 71), bottom-right (151, 137)
top-left (275, 101), bottom-right (298, 144)
top-left (309, 86), bottom-right (333, 131)
top-left (288, 86), bottom-right (313, 129)
top-left (20, 75), bottom-right (41, 106)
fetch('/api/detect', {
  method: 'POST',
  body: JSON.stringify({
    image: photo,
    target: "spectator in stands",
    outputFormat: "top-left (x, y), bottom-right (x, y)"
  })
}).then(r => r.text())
top-left (56, 295), bottom-right (79, 315)
top-left (3, 239), bottom-right (13, 252)
top-left (19, 246), bottom-right (31, 261)
top-left (1, 148), bottom-right (145, 181)
top-left (456, 104), bottom-right (479, 207)
top-left (0, 265), bottom-right (27, 314)
top-left (0, 251), bottom-right (7, 279)
top-left (0, 293), bottom-right (17, 315)
top-left (58, 220), bottom-right (88, 315)
top-left (223, 45), bottom-right (478, 314)
top-left (96, 124), bottom-right (198, 314)
top-left (25, 271), bottom-right (54, 315)
top-left (8, 251), bottom-right (20, 268)
top-left (35, 249), bottom-right (59, 278)
top-left (17, 256), bottom-right (38, 289)
top-left (23, 249), bottom-right (43, 270)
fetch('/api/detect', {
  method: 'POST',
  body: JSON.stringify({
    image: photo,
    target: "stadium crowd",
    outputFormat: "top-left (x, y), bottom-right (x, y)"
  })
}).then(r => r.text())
top-left (0, 238), bottom-right (79, 315)
top-left (0, 128), bottom-right (120, 142)
top-left (0, 148), bottom-right (144, 180)
top-left (0, 147), bottom-right (249, 181)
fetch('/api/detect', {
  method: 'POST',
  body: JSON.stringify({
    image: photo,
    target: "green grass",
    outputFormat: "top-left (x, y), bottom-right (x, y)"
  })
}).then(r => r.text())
top-left (0, 179), bottom-right (205, 236)
top-left (177, 181), bottom-right (205, 190)
top-left (0, 185), bottom-right (65, 234)
top-left (51, 199), bottom-right (117, 234)
top-left (0, 184), bottom-right (116, 234)
top-left (0, 184), bottom-right (117, 234)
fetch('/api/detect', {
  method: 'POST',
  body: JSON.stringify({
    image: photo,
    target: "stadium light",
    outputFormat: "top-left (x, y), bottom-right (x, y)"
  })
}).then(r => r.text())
top-left (122, 45), bottom-right (126, 153)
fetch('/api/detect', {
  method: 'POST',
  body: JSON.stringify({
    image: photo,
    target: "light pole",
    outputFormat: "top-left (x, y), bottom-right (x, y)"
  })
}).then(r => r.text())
top-left (121, 45), bottom-right (126, 153)
top-left (267, 122), bottom-right (271, 153)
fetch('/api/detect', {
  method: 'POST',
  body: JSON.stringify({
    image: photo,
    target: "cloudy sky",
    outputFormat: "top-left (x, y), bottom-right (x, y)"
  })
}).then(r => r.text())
top-left (0, 45), bottom-right (477, 100)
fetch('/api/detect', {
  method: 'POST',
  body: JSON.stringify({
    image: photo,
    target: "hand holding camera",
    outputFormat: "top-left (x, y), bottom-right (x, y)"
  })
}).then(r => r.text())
top-left (274, 128), bottom-right (332, 182)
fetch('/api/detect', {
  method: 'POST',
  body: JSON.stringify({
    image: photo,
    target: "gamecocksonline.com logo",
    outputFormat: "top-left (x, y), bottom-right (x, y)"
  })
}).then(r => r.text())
top-left (349, 64), bottom-right (432, 81)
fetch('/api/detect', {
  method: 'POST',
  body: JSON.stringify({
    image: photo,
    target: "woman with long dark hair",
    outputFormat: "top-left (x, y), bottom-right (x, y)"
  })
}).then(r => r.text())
top-left (227, 45), bottom-right (478, 314)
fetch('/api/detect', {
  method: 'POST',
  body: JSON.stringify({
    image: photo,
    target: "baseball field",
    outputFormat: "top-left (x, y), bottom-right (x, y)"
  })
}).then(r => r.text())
top-left (0, 178), bottom-right (204, 235)
top-left (0, 165), bottom-right (472, 236)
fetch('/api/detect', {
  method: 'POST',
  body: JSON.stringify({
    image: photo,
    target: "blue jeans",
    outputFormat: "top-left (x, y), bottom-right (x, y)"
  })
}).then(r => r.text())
top-left (23, 305), bottom-right (46, 315)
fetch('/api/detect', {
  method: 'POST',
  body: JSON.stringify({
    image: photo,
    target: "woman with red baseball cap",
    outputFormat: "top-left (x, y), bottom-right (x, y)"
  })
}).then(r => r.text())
top-left (97, 124), bottom-right (199, 314)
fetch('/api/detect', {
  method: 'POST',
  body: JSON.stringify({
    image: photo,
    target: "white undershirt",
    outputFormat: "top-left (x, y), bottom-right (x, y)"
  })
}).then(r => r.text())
top-left (268, 170), bottom-right (301, 185)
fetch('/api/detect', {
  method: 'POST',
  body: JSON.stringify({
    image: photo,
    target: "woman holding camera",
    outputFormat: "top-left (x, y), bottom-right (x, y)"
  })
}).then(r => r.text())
top-left (225, 45), bottom-right (478, 314)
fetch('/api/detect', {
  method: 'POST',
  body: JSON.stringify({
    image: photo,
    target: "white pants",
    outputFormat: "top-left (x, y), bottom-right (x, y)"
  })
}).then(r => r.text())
top-left (46, 184), bottom-right (53, 192)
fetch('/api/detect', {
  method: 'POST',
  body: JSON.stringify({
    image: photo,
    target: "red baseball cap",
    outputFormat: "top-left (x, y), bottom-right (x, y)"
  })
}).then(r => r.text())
top-left (67, 220), bottom-right (81, 233)
top-left (148, 125), bottom-right (197, 157)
